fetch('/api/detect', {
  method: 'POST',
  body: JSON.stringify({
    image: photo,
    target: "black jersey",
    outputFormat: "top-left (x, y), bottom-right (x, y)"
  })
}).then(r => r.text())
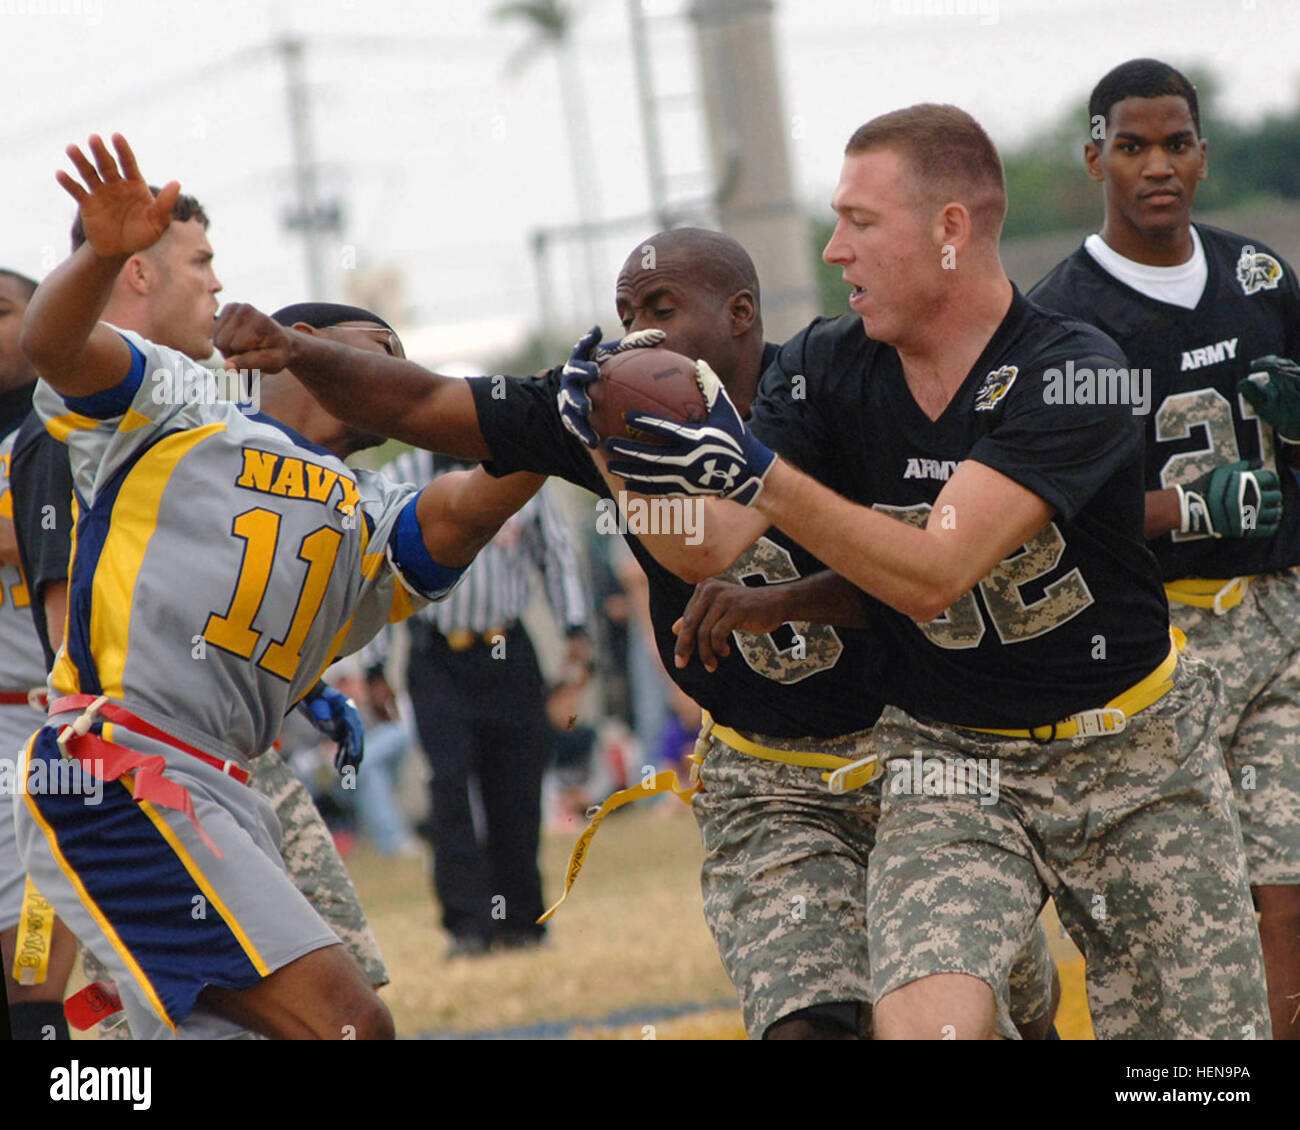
top-left (1030, 225), bottom-right (1300, 580)
top-left (10, 408), bottom-right (73, 670)
top-left (467, 348), bottom-right (886, 740)
top-left (748, 290), bottom-right (1171, 731)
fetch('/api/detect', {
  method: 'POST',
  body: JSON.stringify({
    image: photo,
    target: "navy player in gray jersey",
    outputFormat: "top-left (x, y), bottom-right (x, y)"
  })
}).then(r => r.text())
top-left (11, 179), bottom-right (399, 1029)
top-left (15, 133), bottom-right (545, 1040)
top-left (567, 105), bottom-right (1268, 1039)
top-left (1030, 58), bottom-right (1300, 1039)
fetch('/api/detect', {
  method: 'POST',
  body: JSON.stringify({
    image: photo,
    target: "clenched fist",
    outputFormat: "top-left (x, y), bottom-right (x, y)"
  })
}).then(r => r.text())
top-left (214, 303), bottom-right (296, 374)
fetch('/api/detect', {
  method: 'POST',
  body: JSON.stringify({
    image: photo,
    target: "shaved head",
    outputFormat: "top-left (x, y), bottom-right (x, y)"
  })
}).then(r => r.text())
top-left (620, 227), bottom-right (760, 306)
top-left (614, 226), bottom-right (765, 413)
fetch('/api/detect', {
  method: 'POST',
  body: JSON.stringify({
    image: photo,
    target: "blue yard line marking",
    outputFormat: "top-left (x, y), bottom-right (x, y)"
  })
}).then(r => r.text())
top-left (417, 998), bottom-right (740, 1041)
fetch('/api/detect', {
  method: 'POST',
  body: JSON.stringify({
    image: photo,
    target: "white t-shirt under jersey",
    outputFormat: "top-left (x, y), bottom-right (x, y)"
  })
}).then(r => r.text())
top-left (1084, 226), bottom-right (1207, 309)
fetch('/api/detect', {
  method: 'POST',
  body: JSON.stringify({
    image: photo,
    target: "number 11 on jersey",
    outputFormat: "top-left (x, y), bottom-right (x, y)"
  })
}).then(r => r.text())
top-left (203, 507), bottom-right (343, 681)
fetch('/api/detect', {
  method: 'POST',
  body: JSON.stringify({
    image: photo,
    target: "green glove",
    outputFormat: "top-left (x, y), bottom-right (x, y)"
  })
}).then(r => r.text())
top-left (1176, 460), bottom-right (1282, 539)
top-left (1240, 355), bottom-right (1300, 443)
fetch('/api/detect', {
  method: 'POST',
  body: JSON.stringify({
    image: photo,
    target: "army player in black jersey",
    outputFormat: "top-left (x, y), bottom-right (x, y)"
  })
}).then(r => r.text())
top-left (1030, 58), bottom-right (1300, 1040)
top-left (480, 229), bottom-right (885, 1039)
top-left (578, 104), bottom-right (1269, 1039)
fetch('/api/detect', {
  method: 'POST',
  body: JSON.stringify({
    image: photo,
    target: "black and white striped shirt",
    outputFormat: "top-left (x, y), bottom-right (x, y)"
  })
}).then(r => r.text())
top-left (381, 448), bottom-right (588, 637)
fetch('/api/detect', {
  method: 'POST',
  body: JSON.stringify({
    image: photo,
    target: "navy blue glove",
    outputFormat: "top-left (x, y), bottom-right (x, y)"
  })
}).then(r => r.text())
top-left (298, 682), bottom-right (365, 775)
top-left (557, 325), bottom-right (666, 448)
top-left (605, 358), bottom-right (776, 505)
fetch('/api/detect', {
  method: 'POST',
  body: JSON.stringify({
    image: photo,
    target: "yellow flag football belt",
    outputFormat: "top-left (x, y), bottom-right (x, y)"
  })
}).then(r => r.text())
top-left (1164, 576), bottom-right (1255, 615)
top-left (537, 768), bottom-right (699, 924)
top-left (537, 715), bottom-right (879, 924)
top-left (963, 628), bottom-right (1185, 742)
top-left (701, 714), bottom-right (881, 795)
top-left (12, 876), bottom-right (55, 986)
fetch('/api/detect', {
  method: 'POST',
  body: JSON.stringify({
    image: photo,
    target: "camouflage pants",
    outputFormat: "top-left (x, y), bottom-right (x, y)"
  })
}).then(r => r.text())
top-left (1169, 569), bottom-right (1300, 884)
top-left (868, 655), bottom-right (1270, 1040)
top-left (693, 729), bottom-right (1056, 1039)
top-left (84, 748), bottom-right (387, 1038)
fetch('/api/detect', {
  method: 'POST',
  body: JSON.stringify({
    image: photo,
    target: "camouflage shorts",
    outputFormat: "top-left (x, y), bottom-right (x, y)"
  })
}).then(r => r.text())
top-left (83, 747), bottom-right (387, 1038)
top-left (867, 655), bottom-right (1270, 1040)
top-left (247, 749), bottom-right (388, 987)
top-left (1170, 569), bottom-right (1300, 885)
top-left (693, 728), bottom-right (1056, 1039)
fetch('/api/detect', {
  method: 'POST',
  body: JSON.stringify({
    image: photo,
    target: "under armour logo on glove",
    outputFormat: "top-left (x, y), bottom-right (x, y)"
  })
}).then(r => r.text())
top-left (604, 358), bottom-right (775, 506)
top-left (558, 325), bottom-right (666, 448)
top-left (698, 459), bottom-right (738, 491)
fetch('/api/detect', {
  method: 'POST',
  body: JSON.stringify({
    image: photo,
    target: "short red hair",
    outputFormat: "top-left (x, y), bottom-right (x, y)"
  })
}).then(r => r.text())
top-left (846, 104), bottom-right (1007, 239)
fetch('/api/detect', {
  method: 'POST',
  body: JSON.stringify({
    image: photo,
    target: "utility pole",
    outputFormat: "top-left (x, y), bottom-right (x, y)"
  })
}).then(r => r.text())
top-left (278, 34), bottom-right (342, 301)
top-left (688, 0), bottom-right (819, 339)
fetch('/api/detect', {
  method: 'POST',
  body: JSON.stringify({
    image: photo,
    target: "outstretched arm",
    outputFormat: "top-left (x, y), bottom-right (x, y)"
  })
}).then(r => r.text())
top-left (21, 134), bottom-right (178, 397)
top-left (214, 303), bottom-right (491, 460)
top-left (601, 358), bottom-right (1053, 617)
top-left (753, 458), bottom-right (1052, 621)
top-left (414, 467), bottom-right (544, 567)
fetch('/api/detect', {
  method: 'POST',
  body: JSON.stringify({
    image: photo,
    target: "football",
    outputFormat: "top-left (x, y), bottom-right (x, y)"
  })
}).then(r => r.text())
top-left (587, 347), bottom-right (707, 444)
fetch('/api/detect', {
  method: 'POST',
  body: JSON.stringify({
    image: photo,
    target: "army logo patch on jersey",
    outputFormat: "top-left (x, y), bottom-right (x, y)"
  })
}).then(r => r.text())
top-left (974, 365), bottom-right (1018, 412)
top-left (1236, 244), bottom-right (1283, 296)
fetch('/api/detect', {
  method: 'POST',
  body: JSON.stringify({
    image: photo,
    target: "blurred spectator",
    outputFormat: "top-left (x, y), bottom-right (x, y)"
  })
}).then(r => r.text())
top-left (330, 656), bottom-right (420, 858)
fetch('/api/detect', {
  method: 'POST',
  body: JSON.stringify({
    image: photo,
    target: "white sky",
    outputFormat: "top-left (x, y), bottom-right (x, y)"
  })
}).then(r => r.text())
top-left (2, 0), bottom-right (1297, 364)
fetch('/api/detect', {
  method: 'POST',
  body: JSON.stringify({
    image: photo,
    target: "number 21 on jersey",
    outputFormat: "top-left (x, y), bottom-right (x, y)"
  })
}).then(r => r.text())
top-left (1156, 387), bottom-right (1277, 542)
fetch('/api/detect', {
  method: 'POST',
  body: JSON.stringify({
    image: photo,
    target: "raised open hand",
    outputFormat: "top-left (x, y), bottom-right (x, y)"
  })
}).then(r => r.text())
top-left (57, 133), bottom-right (180, 258)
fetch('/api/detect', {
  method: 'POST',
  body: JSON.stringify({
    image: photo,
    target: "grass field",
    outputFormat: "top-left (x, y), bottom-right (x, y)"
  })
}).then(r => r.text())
top-left (349, 802), bottom-right (1096, 1040)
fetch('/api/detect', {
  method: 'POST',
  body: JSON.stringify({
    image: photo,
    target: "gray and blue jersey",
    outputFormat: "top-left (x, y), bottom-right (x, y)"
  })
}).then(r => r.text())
top-left (33, 326), bottom-right (451, 766)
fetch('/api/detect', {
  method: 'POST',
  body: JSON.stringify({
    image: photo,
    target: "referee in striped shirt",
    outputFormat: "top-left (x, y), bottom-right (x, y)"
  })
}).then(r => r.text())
top-left (381, 448), bottom-right (589, 956)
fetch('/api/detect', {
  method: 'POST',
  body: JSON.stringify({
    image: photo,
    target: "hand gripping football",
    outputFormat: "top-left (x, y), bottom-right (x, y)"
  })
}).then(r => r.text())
top-left (587, 347), bottom-right (707, 444)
